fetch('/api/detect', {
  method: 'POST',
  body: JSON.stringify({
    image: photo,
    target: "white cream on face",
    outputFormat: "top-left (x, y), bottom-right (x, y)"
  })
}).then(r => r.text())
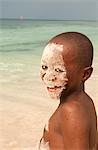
top-left (40, 43), bottom-right (68, 99)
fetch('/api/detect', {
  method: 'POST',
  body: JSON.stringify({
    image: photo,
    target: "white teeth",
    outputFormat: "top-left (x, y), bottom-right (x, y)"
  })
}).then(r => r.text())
top-left (47, 86), bottom-right (61, 88)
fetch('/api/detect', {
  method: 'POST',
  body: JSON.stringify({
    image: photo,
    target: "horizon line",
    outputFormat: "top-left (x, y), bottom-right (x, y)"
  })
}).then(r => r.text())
top-left (0, 18), bottom-right (97, 22)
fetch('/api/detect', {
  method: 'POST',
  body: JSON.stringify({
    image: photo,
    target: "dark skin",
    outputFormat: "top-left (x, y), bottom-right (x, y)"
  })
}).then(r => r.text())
top-left (41, 35), bottom-right (97, 150)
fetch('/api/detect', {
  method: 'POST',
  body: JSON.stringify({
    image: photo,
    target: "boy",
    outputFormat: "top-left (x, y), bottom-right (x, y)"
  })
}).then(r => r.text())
top-left (39, 32), bottom-right (97, 150)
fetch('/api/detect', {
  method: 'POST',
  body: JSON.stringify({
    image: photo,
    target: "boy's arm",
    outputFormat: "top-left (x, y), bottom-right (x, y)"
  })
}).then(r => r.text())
top-left (60, 105), bottom-right (89, 150)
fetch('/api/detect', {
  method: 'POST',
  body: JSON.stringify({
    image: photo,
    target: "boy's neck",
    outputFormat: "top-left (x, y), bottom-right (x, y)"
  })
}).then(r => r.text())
top-left (60, 84), bottom-right (84, 104)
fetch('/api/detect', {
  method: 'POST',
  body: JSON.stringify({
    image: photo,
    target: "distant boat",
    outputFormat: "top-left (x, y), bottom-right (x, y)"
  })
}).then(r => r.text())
top-left (20, 16), bottom-right (24, 20)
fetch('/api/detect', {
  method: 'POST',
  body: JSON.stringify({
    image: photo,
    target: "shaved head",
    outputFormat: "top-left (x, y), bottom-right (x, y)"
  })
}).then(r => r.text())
top-left (49, 32), bottom-right (93, 68)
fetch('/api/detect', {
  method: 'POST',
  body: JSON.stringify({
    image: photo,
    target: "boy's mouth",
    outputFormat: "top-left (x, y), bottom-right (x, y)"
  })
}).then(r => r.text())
top-left (47, 86), bottom-right (62, 92)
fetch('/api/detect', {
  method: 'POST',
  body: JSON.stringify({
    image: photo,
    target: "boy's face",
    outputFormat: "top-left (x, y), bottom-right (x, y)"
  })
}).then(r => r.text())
top-left (40, 43), bottom-right (68, 99)
top-left (40, 42), bottom-right (83, 99)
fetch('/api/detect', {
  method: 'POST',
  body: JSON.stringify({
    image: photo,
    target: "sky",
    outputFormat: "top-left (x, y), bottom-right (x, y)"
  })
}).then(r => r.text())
top-left (0, 0), bottom-right (98, 20)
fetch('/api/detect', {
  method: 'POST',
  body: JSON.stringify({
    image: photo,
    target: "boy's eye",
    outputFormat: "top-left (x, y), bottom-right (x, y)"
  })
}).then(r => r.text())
top-left (55, 68), bottom-right (64, 73)
top-left (42, 65), bottom-right (48, 70)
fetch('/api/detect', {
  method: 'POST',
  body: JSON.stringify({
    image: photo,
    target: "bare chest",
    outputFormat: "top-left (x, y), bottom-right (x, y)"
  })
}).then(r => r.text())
top-left (41, 112), bottom-right (65, 149)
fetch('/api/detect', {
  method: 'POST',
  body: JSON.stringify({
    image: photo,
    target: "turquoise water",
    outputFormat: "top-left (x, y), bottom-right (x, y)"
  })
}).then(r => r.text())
top-left (0, 19), bottom-right (98, 86)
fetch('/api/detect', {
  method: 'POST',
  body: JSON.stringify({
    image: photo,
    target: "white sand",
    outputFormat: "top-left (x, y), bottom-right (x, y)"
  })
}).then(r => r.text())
top-left (0, 79), bottom-right (59, 149)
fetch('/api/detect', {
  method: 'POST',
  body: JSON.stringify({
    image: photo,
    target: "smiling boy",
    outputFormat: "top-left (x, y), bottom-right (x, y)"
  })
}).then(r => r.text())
top-left (39, 32), bottom-right (97, 150)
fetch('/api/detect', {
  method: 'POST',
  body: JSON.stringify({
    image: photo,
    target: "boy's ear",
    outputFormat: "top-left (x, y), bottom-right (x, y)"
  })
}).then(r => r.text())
top-left (82, 66), bottom-right (93, 82)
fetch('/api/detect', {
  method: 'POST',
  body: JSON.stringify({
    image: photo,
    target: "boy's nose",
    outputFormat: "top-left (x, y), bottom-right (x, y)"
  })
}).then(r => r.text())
top-left (48, 75), bottom-right (57, 81)
top-left (45, 73), bottom-right (57, 82)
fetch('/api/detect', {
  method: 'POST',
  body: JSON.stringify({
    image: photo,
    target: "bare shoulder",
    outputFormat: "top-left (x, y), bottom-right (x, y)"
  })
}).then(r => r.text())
top-left (59, 92), bottom-right (97, 132)
top-left (58, 93), bottom-right (97, 149)
top-left (59, 100), bottom-right (90, 130)
top-left (59, 92), bottom-right (97, 123)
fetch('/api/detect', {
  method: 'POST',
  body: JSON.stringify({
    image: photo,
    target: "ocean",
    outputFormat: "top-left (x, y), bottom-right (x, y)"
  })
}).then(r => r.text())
top-left (0, 19), bottom-right (98, 90)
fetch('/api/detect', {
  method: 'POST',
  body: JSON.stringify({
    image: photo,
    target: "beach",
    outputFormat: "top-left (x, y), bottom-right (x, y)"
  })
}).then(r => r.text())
top-left (0, 72), bottom-right (59, 149)
top-left (0, 20), bottom-right (98, 149)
